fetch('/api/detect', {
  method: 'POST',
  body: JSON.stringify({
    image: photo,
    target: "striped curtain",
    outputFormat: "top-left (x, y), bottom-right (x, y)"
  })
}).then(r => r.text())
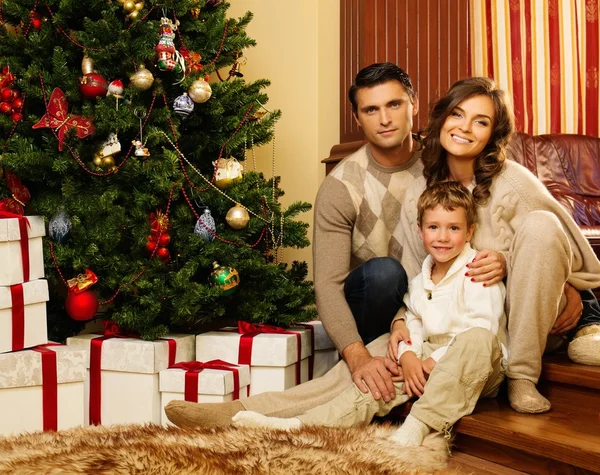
top-left (470, 0), bottom-right (599, 136)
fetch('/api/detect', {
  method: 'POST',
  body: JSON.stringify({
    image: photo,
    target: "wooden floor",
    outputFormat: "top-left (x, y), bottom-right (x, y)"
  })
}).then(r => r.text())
top-left (447, 452), bottom-right (528, 474)
top-left (386, 353), bottom-right (600, 474)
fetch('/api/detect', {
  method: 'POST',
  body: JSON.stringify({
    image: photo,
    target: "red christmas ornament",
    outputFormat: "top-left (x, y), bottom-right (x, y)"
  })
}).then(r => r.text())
top-left (11, 112), bottom-right (23, 122)
top-left (30, 12), bottom-right (43, 30)
top-left (0, 102), bottom-right (12, 115)
top-left (65, 290), bottom-right (99, 321)
top-left (11, 98), bottom-right (23, 111)
top-left (145, 238), bottom-right (157, 253)
top-left (0, 87), bottom-right (15, 101)
top-left (158, 233), bottom-right (171, 247)
top-left (32, 88), bottom-right (95, 151)
top-left (80, 72), bottom-right (109, 99)
top-left (156, 247), bottom-right (170, 260)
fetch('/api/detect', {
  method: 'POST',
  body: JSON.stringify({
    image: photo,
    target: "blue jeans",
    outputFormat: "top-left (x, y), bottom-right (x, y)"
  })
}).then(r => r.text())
top-left (344, 257), bottom-right (408, 345)
top-left (576, 289), bottom-right (600, 331)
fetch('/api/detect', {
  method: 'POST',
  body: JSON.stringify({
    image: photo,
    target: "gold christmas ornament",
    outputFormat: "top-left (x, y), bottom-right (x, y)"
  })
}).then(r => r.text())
top-left (102, 155), bottom-right (115, 168)
top-left (188, 78), bottom-right (212, 103)
top-left (93, 155), bottom-right (103, 166)
top-left (123, 0), bottom-right (136, 12)
top-left (226, 203), bottom-right (250, 229)
top-left (128, 10), bottom-right (139, 19)
top-left (213, 157), bottom-right (243, 189)
top-left (134, 2), bottom-right (144, 11)
top-left (81, 56), bottom-right (94, 75)
top-left (129, 64), bottom-right (154, 91)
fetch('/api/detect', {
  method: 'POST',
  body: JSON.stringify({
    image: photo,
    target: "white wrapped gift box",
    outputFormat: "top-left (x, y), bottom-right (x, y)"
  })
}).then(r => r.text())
top-left (195, 325), bottom-right (312, 396)
top-left (0, 279), bottom-right (49, 354)
top-left (0, 216), bottom-right (45, 286)
top-left (159, 362), bottom-right (250, 426)
top-left (294, 320), bottom-right (340, 379)
top-left (0, 344), bottom-right (87, 436)
top-left (66, 333), bottom-right (195, 426)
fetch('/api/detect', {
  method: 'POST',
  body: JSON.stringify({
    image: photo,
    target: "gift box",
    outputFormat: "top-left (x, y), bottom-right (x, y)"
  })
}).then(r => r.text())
top-left (0, 344), bottom-right (87, 436)
top-left (0, 279), bottom-right (49, 354)
top-left (66, 333), bottom-right (195, 426)
top-left (159, 360), bottom-right (250, 426)
top-left (295, 320), bottom-right (340, 379)
top-left (195, 322), bottom-right (312, 396)
top-left (0, 215), bottom-right (45, 286)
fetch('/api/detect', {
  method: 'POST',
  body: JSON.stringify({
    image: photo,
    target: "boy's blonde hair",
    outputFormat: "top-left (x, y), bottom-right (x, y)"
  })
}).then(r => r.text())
top-left (417, 181), bottom-right (477, 227)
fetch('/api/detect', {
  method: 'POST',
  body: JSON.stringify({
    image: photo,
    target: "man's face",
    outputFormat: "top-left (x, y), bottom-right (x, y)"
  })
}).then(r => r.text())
top-left (353, 81), bottom-right (418, 154)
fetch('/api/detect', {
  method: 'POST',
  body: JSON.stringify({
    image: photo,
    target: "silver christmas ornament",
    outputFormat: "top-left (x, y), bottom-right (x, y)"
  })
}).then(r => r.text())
top-left (173, 92), bottom-right (195, 117)
top-left (49, 209), bottom-right (72, 244)
top-left (194, 207), bottom-right (216, 242)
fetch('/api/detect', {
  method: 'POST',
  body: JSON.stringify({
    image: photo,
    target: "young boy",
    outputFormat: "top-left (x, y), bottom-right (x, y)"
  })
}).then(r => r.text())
top-left (232, 182), bottom-right (508, 447)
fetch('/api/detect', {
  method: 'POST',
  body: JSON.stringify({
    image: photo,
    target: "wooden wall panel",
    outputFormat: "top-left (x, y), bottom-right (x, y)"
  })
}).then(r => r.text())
top-left (339, 0), bottom-right (470, 143)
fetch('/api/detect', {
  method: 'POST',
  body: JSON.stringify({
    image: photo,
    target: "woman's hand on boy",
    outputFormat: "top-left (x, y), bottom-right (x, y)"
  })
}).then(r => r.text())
top-left (387, 319), bottom-right (412, 362)
top-left (399, 352), bottom-right (427, 397)
top-left (466, 249), bottom-right (506, 286)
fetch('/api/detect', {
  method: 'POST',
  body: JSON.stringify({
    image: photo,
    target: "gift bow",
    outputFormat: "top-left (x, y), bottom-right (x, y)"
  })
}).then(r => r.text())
top-left (0, 171), bottom-right (31, 215)
top-left (170, 360), bottom-right (242, 401)
top-left (67, 269), bottom-right (98, 294)
top-left (101, 319), bottom-right (139, 339)
top-left (235, 321), bottom-right (303, 389)
top-left (32, 88), bottom-right (95, 151)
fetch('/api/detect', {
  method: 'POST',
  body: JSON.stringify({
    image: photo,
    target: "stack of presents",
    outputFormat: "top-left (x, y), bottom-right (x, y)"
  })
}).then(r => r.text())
top-left (0, 215), bottom-right (339, 436)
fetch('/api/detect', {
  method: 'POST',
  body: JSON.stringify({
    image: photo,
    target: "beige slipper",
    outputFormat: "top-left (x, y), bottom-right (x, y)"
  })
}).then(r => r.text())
top-left (567, 324), bottom-right (600, 366)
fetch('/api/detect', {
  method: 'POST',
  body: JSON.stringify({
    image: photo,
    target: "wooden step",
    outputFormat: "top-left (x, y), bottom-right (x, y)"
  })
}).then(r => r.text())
top-left (542, 352), bottom-right (600, 391)
top-left (454, 384), bottom-right (600, 474)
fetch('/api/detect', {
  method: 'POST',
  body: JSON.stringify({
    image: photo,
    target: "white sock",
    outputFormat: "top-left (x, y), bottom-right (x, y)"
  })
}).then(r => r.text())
top-left (232, 410), bottom-right (302, 430)
top-left (389, 415), bottom-right (431, 447)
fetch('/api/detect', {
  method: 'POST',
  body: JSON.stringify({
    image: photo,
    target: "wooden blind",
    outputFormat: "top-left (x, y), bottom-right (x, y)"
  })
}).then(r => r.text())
top-left (340, 0), bottom-right (470, 144)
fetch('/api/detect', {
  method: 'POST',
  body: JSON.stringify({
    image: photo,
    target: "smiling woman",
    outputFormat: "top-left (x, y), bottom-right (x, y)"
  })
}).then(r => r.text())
top-left (399, 77), bottom-right (600, 415)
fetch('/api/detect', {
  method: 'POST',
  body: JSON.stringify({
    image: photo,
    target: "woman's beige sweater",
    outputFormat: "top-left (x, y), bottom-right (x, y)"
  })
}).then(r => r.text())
top-left (400, 160), bottom-right (600, 289)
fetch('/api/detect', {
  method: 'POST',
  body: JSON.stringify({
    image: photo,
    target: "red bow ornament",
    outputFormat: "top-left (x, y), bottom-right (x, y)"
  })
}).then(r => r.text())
top-left (66, 269), bottom-right (98, 294)
top-left (0, 170), bottom-right (30, 215)
top-left (32, 88), bottom-right (95, 151)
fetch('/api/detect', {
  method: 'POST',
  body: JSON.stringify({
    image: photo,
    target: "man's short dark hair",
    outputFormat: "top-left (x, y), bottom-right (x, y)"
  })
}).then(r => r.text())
top-left (349, 62), bottom-right (415, 113)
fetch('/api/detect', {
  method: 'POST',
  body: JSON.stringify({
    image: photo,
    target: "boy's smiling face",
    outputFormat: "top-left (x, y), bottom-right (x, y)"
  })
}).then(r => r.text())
top-left (418, 205), bottom-right (475, 274)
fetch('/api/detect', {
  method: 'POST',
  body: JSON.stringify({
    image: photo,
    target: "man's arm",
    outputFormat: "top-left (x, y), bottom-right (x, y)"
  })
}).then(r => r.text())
top-left (314, 178), bottom-right (398, 401)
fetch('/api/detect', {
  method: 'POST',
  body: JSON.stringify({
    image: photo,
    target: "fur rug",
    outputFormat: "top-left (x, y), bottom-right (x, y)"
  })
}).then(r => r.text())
top-left (0, 423), bottom-right (461, 474)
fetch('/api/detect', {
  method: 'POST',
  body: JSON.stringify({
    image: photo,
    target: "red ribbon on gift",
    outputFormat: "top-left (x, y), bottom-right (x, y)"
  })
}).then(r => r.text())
top-left (295, 324), bottom-right (315, 381)
top-left (0, 210), bottom-right (31, 282)
top-left (169, 360), bottom-right (241, 402)
top-left (32, 344), bottom-right (63, 431)
top-left (89, 320), bottom-right (177, 425)
top-left (10, 284), bottom-right (25, 351)
top-left (234, 321), bottom-right (304, 391)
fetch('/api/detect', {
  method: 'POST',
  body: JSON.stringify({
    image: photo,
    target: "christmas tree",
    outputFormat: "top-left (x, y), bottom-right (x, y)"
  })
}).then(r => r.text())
top-left (0, 0), bottom-right (316, 341)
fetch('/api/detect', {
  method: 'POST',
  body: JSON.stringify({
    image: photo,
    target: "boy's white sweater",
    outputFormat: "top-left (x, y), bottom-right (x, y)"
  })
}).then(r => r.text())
top-left (398, 243), bottom-right (508, 363)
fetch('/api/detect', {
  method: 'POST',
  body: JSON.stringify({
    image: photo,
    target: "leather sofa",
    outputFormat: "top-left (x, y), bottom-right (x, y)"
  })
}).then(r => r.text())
top-left (505, 132), bottom-right (600, 261)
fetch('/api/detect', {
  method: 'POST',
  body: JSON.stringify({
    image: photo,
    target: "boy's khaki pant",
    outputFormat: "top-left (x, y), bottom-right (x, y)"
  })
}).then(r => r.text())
top-left (297, 327), bottom-right (505, 433)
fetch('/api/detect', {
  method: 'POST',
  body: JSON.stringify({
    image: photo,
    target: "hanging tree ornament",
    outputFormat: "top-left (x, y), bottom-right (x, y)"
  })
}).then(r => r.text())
top-left (116, 0), bottom-right (144, 20)
top-left (65, 269), bottom-right (99, 321)
top-left (173, 92), bottom-right (194, 117)
top-left (106, 79), bottom-right (124, 110)
top-left (48, 208), bottom-right (72, 244)
top-left (188, 78), bottom-right (212, 103)
top-left (147, 210), bottom-right (171, 263)
top-left (155, 16), bottom-right (185, 76)
top-left (0, 66), bottom-right (24, 122)
top-left (79, 56), bottom-right (109, 99)
top-left (130, 64), bottom-right (154, 91)
top-left (226, 203), bottom-right (250, 229)
top-left (193, 207), bottom-right (216, 242)
top-left (93, 133), bottom-right (121, 171)
top-left (213, 157), bottom-right (243, 189)
top-left (32, 88), bottom-right (95, 151)
top-left (209, 261), bottom-right (239, 295)
top-left (132, 108), bottom-right (150, 157)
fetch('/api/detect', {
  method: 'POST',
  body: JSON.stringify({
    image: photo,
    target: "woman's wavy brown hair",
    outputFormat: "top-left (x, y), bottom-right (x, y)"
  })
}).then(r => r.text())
top-left (420, 77), bottom-right (515, 205)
